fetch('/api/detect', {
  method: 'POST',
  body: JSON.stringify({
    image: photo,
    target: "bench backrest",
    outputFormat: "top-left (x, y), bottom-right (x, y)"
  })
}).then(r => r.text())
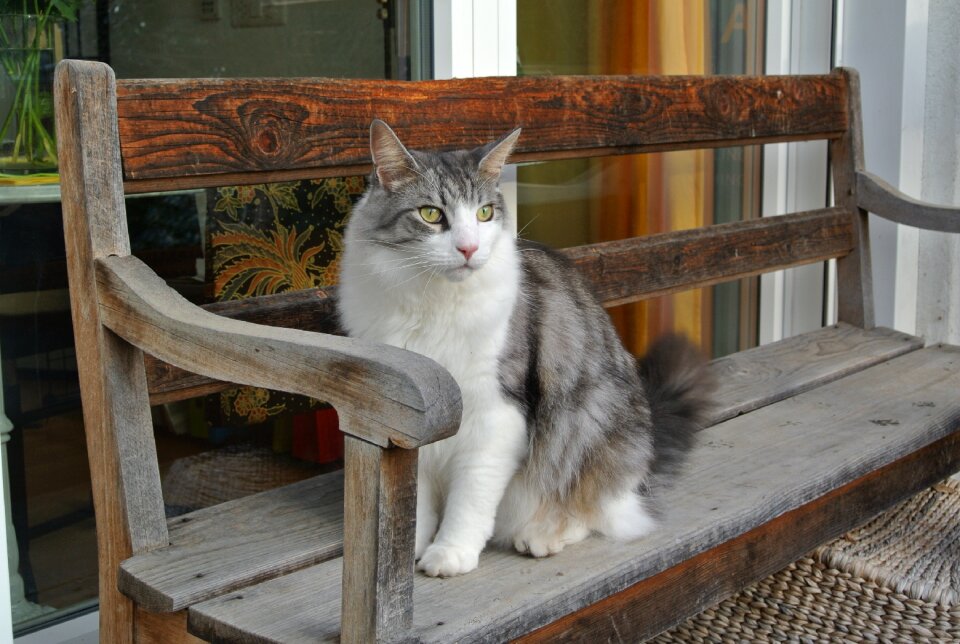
top-left (112, 70), bottom-right (867, 403)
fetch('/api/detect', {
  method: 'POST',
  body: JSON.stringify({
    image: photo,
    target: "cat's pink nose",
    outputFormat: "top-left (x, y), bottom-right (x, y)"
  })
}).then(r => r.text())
top-left (457, 244), bottom-right (478, 261)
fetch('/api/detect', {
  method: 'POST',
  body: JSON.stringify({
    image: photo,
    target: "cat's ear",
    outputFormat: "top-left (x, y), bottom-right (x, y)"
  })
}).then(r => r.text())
top-left (369, 119), bottom-right (419, 191)
top-left (478, 128), bottom-right (522, 181)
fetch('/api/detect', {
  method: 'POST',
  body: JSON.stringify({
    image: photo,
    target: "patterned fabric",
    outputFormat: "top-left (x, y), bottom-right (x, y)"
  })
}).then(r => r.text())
top-left (206, 177), bottom-right (366, 426)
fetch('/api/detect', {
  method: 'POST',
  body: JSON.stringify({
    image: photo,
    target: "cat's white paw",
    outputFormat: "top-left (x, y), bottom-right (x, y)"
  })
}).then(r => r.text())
top-left (417, 543), bottom-right (480, 577)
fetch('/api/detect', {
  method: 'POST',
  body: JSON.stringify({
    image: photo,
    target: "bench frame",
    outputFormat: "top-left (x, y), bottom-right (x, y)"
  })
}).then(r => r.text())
top-left (53, 59), bottom-right (960, 643)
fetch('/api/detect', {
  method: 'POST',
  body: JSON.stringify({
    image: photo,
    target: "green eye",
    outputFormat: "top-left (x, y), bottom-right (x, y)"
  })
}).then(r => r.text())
top-left (477, 205), bottom-right (494, 222)
top-left (418, 206), bottom-right (443, 224)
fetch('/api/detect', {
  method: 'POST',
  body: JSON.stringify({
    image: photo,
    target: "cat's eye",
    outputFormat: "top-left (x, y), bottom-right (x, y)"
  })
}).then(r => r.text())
top-left (477, 205), bottom-right (494, 222)
top-left (418, 206), bottom-right (443, 224)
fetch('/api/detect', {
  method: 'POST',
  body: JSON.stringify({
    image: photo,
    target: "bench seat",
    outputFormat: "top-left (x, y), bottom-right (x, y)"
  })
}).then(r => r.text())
top-left (118, 323), bottom-right (934, 638)
top-left (186, 342), bottom-right (960, 642)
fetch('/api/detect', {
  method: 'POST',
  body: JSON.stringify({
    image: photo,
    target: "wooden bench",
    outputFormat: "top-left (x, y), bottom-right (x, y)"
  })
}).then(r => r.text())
top-left (54, 59), bottom-right (960, 643)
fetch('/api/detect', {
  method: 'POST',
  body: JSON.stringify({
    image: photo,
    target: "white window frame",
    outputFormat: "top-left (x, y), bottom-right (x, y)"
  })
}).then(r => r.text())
top-left (433, 0), bottom-right (518, 225)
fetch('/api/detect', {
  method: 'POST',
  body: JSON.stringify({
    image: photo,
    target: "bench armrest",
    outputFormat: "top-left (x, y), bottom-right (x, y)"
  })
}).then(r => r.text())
top-left (95, 254), bottom-right (461, 449)
top-left (856, 170), bottom-right (960, 233)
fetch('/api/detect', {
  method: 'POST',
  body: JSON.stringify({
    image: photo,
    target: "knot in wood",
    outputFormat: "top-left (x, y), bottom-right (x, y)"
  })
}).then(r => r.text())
top-left (699, 80), bottom-right (753, 127)
top-left (237, 100), bottom-right (310, 165)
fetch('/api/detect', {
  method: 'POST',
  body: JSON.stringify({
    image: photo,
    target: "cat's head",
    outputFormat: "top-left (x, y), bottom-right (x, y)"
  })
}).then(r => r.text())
top-left (346, 119), bottom-right (521, 283)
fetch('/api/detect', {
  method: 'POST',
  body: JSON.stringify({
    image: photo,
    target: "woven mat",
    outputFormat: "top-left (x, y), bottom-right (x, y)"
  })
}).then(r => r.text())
top-left (656, 479), bottom-right (960, 642)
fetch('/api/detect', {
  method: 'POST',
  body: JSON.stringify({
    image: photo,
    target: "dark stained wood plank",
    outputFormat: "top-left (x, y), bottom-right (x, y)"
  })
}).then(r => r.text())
top-left (341, 439), bottom-right (418, 644)
top-left (115, 73), bottom-right (848, 190)
top-left (54, 59), bottom-right (169, 644)
top-left (97, 254), bottom-right (462, 449)
top-left (119, 470), bottom-right (344, 613)
top-left (561, 207), bottom-right (853, 307)
top-left (857, 170), bottom-right (960, 233)
top-left (187, 345), bottom-right (960, 643)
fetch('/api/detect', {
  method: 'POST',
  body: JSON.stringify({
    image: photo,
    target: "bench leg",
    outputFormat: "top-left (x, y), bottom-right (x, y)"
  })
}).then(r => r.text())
top-left (341, 436), bottom-right (418, 643)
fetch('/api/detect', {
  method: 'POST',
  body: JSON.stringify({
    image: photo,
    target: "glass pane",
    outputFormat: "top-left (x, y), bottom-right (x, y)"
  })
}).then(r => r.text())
top-left (516, 0), bottom-right (765, 357)
top-left (2, 1), bottom-right (429, 635)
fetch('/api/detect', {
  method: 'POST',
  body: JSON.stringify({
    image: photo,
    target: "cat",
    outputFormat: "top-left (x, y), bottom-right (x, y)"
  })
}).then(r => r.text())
top-left (337, 119), bottom-right (713, 578)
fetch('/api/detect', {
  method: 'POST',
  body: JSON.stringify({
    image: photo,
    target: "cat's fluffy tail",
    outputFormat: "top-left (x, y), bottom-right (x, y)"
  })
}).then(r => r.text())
top-left (637, 334), bottom-right (715, 482)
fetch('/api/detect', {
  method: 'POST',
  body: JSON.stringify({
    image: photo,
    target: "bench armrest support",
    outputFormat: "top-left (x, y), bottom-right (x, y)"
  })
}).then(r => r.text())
top-left (856, 170), bottom-right (960, 233)
top-left (95, 254), bottom-right (462, 449)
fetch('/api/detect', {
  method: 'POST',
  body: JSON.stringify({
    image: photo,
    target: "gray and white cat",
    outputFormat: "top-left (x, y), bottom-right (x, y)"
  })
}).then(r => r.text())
top-left (338, 120), bottom-right (712, 577)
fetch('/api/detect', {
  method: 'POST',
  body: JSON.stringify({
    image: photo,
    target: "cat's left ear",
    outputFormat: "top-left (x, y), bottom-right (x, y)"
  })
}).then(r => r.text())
top-left (478, 128), bottom-right (522, 181)
top-left (369, 119), bottom-right (420, 191)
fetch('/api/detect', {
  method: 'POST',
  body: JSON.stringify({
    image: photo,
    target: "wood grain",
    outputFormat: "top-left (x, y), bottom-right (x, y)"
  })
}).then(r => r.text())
top-left (120, 470), bottom-right (345, 612)
top-left (562, 207), bottom-right (853, 307)
top-left (54, 59), bottom-right (169, 644)
top-left (709, 323), bottom-right (922, 424)
top-left (114, 73), bottom-right (848, 191)
top-left (518, 431), bottom-right (960, 643)
top-left (341, 438), bottom-right (418, 644)
top-left (96, 254), bottom-right (462, 449)
top-left (857, 170), bottom-right (960, 233)
top-left (123, 324), bottom-right (919, 615)
top-left (134, 609), bottom-right (206, 644)
top-left (187, 345), bottom-right (960, 643)
top-left (830, 67), bottom-right (875, 329)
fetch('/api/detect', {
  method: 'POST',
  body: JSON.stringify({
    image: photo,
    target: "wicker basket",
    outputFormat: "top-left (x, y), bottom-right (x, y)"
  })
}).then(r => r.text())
top-left (657, 479), bottom-right (960, 643)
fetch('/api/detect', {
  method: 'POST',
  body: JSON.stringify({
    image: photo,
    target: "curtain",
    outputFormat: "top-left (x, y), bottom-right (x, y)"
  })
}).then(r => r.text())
top-left (593, 0), bottom-right (713, 354)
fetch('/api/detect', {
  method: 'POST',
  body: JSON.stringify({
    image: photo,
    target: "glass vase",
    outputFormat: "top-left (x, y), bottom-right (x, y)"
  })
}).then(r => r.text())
top-left (0, 14), bottom-right (62, 174)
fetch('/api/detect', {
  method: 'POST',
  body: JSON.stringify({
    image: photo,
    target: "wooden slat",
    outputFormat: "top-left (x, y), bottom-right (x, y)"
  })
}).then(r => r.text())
top-left (119, 470), bottom-right (344, 613)
top-left (187, 345), bottom-right (960, 643)
top-left (709, 323), bottom-right (922, 424)
top-left (144, 209), bottom-right (854, 403)
top-left (857, 170), bottom-right (960, 233)
top-left (115, 73), bottom-right (848, 191)
top-left (97, 254), bottom-right (462, 449)
top-left (562, 207), bottom-right (853, 307)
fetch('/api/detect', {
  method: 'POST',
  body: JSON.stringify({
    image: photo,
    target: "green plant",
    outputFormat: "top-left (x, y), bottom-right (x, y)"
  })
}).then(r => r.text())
top-left (0, 1), bottom-right (83, 173)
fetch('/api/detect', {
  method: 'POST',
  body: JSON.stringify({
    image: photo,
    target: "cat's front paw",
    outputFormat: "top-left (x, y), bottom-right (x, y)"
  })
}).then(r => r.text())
top-left (417, 543), bottom-right (479, 577)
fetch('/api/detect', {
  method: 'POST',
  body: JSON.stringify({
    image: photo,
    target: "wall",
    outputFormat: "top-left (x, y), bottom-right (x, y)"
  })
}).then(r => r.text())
top-left (917, 0), bottom-right (960, 343)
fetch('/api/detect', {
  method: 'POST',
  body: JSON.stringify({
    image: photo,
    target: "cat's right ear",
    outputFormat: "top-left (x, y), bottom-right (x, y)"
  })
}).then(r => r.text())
top-left (369, 119), bottom-right (419, 191)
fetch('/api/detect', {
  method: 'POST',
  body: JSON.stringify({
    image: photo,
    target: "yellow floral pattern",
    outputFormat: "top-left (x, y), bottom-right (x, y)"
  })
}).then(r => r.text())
top-left (207, 177), bottom-right (366, 425)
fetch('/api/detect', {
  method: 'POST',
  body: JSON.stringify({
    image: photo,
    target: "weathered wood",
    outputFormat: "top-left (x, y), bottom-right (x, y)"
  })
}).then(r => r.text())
top-left (134, 609), bottom-right (206, 644)
top-left (518, 431), bottom-right (960, 643)
top-left (96, 254), bottom-right (461, 449)
top-left (187, 346), bottom-right (960, 643)
top-left (831, 67), bottom-right (875, 328)
top-left (562, 207), bottom-right (853, 308)
top-left (145, 288), bottom-right (339, 405)
top-left (120, 470), bottom-right (345, 612)
top-left (710, 323), bottom-right (921, 424)
top-left (124, 323), bottom-right (919, 615)
top-left (857, 170), bottom-right (960, 233)
top-left (54, 59), bottom-right (169, 644)
top-left (341, 438), bottom-right (418, 644)
top-left (115, 74), bottom-right (848, 190)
